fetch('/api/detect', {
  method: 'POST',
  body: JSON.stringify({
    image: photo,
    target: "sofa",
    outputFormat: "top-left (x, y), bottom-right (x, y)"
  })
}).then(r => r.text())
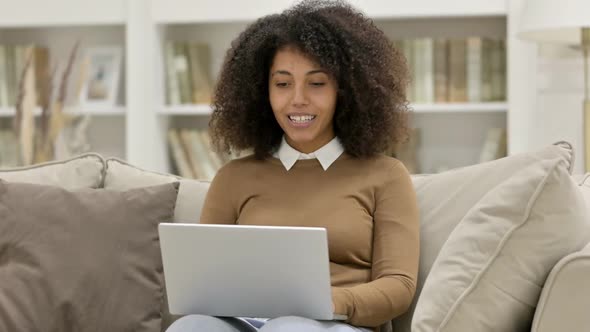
top-left (0, 141), bottom-right (588, 332)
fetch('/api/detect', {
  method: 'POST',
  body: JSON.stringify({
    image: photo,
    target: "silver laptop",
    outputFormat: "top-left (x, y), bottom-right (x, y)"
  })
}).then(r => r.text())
top-left (158, 223), bottom-right (347, 321)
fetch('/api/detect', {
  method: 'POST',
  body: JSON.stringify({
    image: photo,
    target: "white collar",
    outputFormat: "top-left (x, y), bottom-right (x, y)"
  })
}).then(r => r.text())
top-left (273, 136), bottom-right (344, 171)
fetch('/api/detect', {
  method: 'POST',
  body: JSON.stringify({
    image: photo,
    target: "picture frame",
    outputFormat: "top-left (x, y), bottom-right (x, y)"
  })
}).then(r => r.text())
top-left (79, 46), bottom-right (122, 108)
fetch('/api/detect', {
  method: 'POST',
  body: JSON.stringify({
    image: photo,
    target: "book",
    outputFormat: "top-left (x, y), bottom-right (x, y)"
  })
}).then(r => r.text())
top-left (481, 38), bottom-right (494, 102)
top-left (167, 128), bottom-right (194, 178)
top-left (466, 37), bottom-right (482, 102)
top-left (390, 127), bottom-right (421, 174)
top-left (0, 45), bottom-right (8, 107)
top-left (173, 42), bottom-right (192, 104)
top-left (178, 128), bottom-right (203, 179)
top-left (187, 43), bottom-right (213, 104)
top-left (187, 129), bottom-right (216, 179)
top-left (433, 38), bottom-right (449, 103)
top-left (196, 129), bottom-right (226, 169)
top-left (448, 39), bottom-right (467, 102)
top-left (478, 127), bottom-right (507, 163)
top-left (165, 41), bottom-right (180, 105)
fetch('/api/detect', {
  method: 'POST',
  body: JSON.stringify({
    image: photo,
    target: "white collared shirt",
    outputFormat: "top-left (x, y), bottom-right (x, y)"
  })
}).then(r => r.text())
top-left (273, 136), bottom-right (345, 171)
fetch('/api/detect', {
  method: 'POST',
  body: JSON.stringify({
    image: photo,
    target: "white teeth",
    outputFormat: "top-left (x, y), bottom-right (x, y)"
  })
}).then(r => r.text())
top-left (289, 115), bottom-right (316, 123)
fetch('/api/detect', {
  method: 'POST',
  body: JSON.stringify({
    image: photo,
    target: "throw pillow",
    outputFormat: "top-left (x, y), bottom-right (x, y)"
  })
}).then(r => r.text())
top-left (0, 153), bottom-right (105, 189)
top-left (411, 157), bottom-right (590, 331)
top-left (103, 158), bottom-right (210, 330)
top-left (392, 142), bottom-right (574, 332)
top-left (0, 180), bottom-right (179, 332)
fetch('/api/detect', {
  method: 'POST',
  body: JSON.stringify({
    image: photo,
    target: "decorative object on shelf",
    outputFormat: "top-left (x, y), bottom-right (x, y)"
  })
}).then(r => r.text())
top-left (519, 0), bottom-right (590, 171)
top-left (79, 46), bottom-right (122, 108)
top-left (14, 42), bottom-right (80, 165)
top-left (0, 44), bottom-right (50, 108)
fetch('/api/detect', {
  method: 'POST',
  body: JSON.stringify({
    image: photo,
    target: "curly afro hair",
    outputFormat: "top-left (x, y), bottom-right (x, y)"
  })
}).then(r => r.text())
top-left (210, 0), bottom-right (411, 159)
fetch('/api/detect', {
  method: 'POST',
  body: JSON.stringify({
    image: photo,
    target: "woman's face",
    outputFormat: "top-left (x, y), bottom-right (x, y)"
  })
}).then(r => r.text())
top-left (269, 46), bottom-right (338, 154)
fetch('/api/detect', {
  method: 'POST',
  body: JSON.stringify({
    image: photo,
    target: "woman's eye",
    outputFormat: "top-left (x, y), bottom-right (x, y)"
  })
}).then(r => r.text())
top-left (310, 82), bottom-right (325, 86)
top-left (275, 82), bottom-right (289, 87)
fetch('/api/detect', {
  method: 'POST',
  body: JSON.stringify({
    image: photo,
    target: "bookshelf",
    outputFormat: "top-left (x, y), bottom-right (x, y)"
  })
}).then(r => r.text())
top-left (411, 102), bottom-right (507, 113)
top-left (1, 0), bottom-right (540, 176)
top-left (0, 0), bottom-right (126, 27)
top-left (158, 103), bottom-right (508, 117)
top-left (0, 106), bottom-right (126, 117)
top-left (159, 104), bottom-right (213, 116)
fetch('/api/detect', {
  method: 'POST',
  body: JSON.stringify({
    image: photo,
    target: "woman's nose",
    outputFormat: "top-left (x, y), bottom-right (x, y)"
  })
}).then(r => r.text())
top-left (291, 84), bottom-right (309, 107)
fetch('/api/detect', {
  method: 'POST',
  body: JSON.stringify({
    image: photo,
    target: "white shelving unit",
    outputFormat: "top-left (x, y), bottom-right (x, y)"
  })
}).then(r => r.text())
top-left (158, 104), bottom-right (212, 116)
top-left (0, 106), bottom-right (126, 117)
top-left (0, 0), bottom-right (126, 27)
top-left (2, 0), bottom-right (538, 174)
top-left (158, 103), bottom-right (508, 116)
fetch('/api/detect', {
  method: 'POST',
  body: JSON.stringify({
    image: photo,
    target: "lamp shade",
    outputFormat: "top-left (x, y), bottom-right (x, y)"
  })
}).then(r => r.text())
top-left (519, 0), bottom-right (590, 44)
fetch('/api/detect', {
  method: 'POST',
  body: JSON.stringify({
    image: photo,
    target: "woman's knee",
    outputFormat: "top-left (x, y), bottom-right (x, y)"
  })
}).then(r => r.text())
top-left (260, 316), bottom-right (368, 332)
top-left (166, 315), bottom-right (239, 332)
top-left (259, 316), bottom-right (324, 332)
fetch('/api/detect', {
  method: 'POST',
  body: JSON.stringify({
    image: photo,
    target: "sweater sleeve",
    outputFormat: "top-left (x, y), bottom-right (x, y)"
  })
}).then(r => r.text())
top-left (199, 162), bottom-right (239, 224)
top-left (332, 161), bottom-right (420, 328)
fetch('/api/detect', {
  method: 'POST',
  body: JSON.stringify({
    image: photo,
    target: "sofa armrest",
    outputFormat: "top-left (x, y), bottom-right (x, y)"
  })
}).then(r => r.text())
top-left (531, 242), bottom-right (590, 332)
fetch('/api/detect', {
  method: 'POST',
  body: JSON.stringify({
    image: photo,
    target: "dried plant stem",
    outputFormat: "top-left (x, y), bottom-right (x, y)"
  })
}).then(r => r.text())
top-left (36, 42), bottom-right (80, 164)
top-left (18, 48), bottom-right (37, 165)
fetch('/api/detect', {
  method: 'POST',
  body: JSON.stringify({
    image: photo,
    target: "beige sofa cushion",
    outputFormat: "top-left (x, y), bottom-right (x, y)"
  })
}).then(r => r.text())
top-left (393, 142), bottom-right (575, 332)
top-left (411, 156), bottom-right (590, 331)
top-left (0, 180), bottom-right (179, 332)
top-left (531, 243), bottom-right (590, 332)
top-left (0, 153), bottom-right (104, 189)
top-left (528, 174), bottom-right (590, 332)
top-left (104, 158), bottom-right (209, 223)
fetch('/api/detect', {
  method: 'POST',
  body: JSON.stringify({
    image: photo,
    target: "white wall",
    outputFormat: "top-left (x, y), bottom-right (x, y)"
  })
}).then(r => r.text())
top-left (534, 44), bottom-right (586, 174)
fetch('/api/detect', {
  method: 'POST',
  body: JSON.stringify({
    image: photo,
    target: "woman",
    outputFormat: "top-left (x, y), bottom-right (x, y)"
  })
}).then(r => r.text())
top-left (167, 0), bottom-right (419, 331)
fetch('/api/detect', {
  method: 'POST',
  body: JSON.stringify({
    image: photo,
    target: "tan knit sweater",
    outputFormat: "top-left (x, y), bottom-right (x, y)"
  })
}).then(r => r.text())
top-left (200, 153), bottom-right (420, 329)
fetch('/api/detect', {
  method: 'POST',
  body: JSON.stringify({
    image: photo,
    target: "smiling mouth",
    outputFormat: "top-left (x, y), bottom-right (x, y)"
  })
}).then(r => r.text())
top-left (288, 115), bottom-right (316, 124)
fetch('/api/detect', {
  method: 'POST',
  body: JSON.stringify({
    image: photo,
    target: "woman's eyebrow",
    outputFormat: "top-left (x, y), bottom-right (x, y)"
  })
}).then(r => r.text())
top-left (306, 69), bottom-right (327, 75)
top-left (270, 69), bottom-right (327, 77)
top-left (271, 70), bottom-right (292, 77)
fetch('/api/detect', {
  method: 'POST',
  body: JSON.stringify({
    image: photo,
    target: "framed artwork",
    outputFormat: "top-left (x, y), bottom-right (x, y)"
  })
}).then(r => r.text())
top-left (79, 46), bottom-right (122, 108)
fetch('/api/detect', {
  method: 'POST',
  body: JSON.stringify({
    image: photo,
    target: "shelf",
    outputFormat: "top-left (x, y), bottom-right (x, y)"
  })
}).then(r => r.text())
top-left (158, 104), bottom-right (213, 116)
top-left (0, 106), bottom-right (126, 117)
top-left (157, 103), bottom-right (507, 116)
top-left (0, 0), bottom-right (126, 27)
top-left (412, 102), bottom-right (507, 113)
top-left (152, 0), bottom-right (506, 24)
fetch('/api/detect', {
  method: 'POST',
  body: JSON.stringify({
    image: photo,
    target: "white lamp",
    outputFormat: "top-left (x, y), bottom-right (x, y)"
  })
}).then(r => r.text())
top-left (518, 0), bottom-right (590, 171)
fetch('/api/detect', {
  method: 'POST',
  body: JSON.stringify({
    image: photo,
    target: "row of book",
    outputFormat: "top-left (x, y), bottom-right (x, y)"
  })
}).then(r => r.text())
top-left (167, 128), bottom-right (231, 180)
top-left (393, 37), bottom-right (506, 104)
top-left (168, 126), bottom-right (506, 178)
top-left (389, 127), bottom-right (506, 174)
top-left (165, 41), bottom-right (213, 106)
top-left (0, 44), bottom-right (50, 108)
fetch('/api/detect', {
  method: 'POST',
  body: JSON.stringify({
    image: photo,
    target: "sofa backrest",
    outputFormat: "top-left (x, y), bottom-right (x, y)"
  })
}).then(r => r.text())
top-left (1, 142), bottom-right (584, 332)
top-left (103, 158), bottom-right (209, 223)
